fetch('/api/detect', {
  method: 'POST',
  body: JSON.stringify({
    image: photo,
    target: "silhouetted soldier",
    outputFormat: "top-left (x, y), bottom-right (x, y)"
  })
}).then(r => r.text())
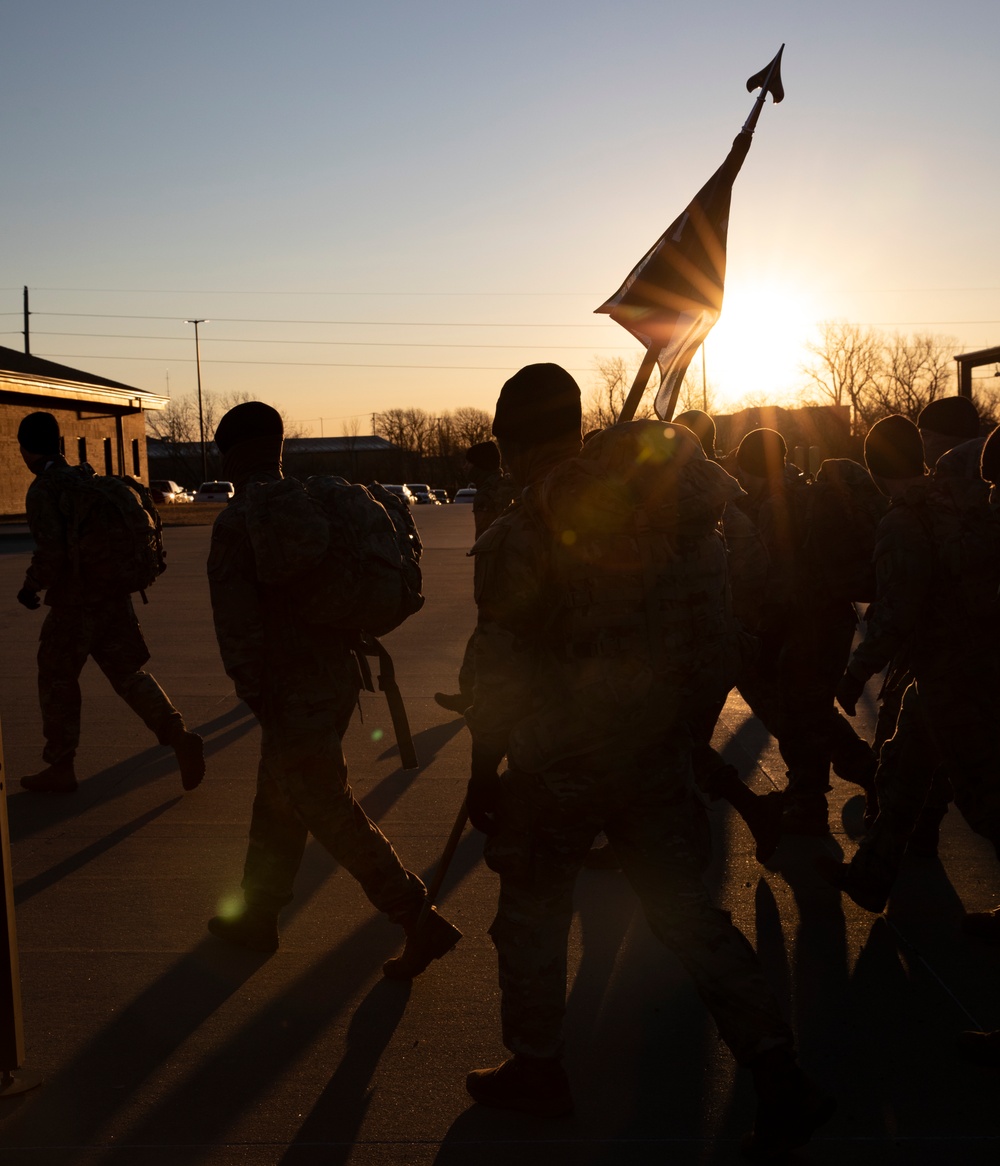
top-left (205, 402), bottom-right (460, 976)
top-left (733, 429), bottom-right (873, 836)
top-left (822, 417), bottom-right (1000, 920)
top-left (463, 365), bottom-right (833, 1157)
top-left (434, 441), bottom-right (515, 715)
top-left (15, 411), bottom-right (204, 793)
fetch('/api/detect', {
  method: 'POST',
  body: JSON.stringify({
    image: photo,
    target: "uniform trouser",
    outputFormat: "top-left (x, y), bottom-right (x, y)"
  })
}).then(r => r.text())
top-left (38, 599), bottom-right (183, 765)
top-left (738, 604), bottom-right (859, 798)
top-left (456, 630), bottom-right (476, 701)
top-left (484, 733), bottom-right (792, 1064)
top-left (241, 689), bottom-right (426, 921)
top-left (852, 672), bottom-right (1000, 890)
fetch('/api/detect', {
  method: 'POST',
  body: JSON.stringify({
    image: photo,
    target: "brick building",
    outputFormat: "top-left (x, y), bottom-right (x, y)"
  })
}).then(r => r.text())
top-left (0, 346), bottom-right (167, 518)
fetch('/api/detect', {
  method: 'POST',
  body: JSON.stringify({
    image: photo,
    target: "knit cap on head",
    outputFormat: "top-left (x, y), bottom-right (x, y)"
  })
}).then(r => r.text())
top-left (917, 396), bottom-right (979, 440)
top-left (492, 363), bottom-right (581, 445)
top-left (736, 428), bottom-right (787, 478)
top-left (17, 411), bottom-right (61, 456)
top-left (673, 409), bottom-right (717, 459)
top-left (214, 402), bottom-right (284, 454)
top-left (981, 425), bottom-right (1000, 485)
top-left (466, 441), bottom-right (501, 472)
top-left (864, 415), bottom-right (925, 479)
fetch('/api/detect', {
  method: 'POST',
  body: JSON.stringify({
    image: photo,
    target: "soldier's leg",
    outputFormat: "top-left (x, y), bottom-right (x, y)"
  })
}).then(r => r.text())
top-left (90, 599), bottom-right (185, 742)
top-left (776, 606), bottom-right (855, 832)
top-left (36, 605), bottom-right (91, 765)
top-left (483, 768), bottom-right (598, 1059)
top-left (831, 682), bottom-right (940, 909)
top-left (606, 741), bottom-right (792, 1065)
top-left (269, 694), bottom-right (425, 922)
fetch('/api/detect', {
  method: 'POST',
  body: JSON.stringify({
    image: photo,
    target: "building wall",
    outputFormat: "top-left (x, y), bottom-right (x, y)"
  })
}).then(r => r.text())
top-left (1, 392), bottom-right (149, 517)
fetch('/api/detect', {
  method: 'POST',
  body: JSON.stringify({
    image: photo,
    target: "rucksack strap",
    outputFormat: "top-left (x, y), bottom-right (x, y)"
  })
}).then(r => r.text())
top-left (356, 633), bottom-right (419, 770)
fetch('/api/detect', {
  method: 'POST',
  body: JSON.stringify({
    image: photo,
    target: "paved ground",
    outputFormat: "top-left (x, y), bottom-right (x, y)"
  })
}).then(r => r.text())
top-left (1, 505), bottom-right (999, 1165)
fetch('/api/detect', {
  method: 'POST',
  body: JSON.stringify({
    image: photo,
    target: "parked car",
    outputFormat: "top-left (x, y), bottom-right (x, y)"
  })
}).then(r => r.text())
top-left (382, 484), bottom-right (417, 507)
top-left (192, 480), bottom-right (235, 504)
top-left (150, 479), bottom-right (184, 505)
top-left (453, 487), bottom-right (477, 503)
top-left (432, 488), bottom-right (450, 504)
top-left (405, 483), bottom-right (439, 504)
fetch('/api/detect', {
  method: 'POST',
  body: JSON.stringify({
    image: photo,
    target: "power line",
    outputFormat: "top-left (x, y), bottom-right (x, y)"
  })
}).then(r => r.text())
top-left (36, 351), bottom-right (602, 372)
top-left (17, 329), bottom-right (634, 351)
top-left (27, 311), bottom-right (614, 328)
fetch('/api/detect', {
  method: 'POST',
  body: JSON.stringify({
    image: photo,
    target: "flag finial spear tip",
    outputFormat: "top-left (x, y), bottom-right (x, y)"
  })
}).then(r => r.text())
top-left (746, 44), bottom-right (785, 104)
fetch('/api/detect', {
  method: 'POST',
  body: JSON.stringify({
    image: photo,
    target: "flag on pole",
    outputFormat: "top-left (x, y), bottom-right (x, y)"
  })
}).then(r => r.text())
top-left (596, 46), bottom-right (784, 421)
top-left (595, 132), bottom-right (751, 419)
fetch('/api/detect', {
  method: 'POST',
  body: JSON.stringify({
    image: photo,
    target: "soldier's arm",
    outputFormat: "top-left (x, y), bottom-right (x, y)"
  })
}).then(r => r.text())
top-left (207, 509), bottom-right (266, 709)
top-left (23, 477), bottom-right (69, 593)
top-left (848, 509), bottom-right (932, 680)
top-left (465, 515), bottom-right (547, 764)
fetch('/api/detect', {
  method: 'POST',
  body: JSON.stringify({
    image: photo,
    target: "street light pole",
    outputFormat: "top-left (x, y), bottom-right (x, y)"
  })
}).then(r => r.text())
top-left (185, 319), bottom-right (208, 481)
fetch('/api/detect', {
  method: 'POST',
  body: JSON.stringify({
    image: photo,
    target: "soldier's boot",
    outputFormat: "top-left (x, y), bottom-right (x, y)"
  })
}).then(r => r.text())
top-left (742, 1047), bottom-right (835, 1162)
top-left (704, 764), bottom-right (785, 864)
top-left (583, 842), bottom-right (622, 870)
top-left (382, 905), bottom-right (462, 980)
top-left (207, 904), bottom-right (279, 953)
top-left (780, 782), bottom-right (831, 837)
top-left (20, 759), bottom-right (78, 794)
top-left (961, 906), bottom-right (1000, 944)
top-left (814, 856), bottom-right (890, 913)
top-left (433, 692), bottom-right (471, 715)
top-left (957, 1030), bottom-right (1000, 1067)
top-left (168, 724), bottom-right (205, 791)
top-left (906, 805), bottom-right (947, 860)
top-left (466, 1055), bottom-right (574, 1118)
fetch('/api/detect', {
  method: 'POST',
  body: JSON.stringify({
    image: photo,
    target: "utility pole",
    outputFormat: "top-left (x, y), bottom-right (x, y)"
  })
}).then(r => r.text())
top-left (22, 287), bottom-right (30, 356)
top-left (185, 319), bottom-right (208, 481)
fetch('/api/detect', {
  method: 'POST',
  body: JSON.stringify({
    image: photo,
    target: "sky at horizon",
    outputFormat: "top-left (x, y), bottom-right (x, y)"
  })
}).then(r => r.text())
top-left (2, 1), bottom-right (999, 433)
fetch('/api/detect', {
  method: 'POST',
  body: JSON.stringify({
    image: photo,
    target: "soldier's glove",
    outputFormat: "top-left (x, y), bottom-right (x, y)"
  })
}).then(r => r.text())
top-left (17, 586), bottom-right (40, 610)
top-left (835, 670), bottom-right (866, 717)
top-left (467, 744), bottom-right (503, 835)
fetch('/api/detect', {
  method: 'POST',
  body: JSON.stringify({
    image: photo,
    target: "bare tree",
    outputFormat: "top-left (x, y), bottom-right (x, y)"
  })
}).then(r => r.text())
top-left (582, 356), bottom-right (658, 432)
top-left (802, 321), bottom-right (883, 431)
top-left (450, 406), bottom-right (492, 449)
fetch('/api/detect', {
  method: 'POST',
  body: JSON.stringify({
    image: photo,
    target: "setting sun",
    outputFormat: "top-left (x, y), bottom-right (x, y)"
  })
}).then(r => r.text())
top-left (704, 278), bottom-right (820, 411)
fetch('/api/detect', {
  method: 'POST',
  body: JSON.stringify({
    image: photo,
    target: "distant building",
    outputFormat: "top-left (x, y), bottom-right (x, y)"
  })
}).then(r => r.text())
top-left (0, 345), bottom-right (168, 518)
top-left (714, 404), bottom-right (855, 470)
top-left (147, 434), bottom-right (408, 488)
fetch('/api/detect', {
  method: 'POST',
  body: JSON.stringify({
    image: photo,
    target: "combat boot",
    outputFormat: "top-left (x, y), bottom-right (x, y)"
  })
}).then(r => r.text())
top-left (208, 905), bottom-right (279, 953)
top-left (742, 1047), bottom-right (835, 1162)
top-left (20, 759), bottom-right (77, 793)
top-left (466, 1055), bottom-right (574, 1118)
top-left (814, 856), bottom-right (889, 913)
top-left (169, 725), bottom-right (205, 791)
top-left (433, 692), bottom-right (470, 715)
top-left (957, 1030), bottom-right (1000, 1067)
top-left (961, 907), bottom-right (1000, 944)
top-left (382, 905), bottom-right (462, 980)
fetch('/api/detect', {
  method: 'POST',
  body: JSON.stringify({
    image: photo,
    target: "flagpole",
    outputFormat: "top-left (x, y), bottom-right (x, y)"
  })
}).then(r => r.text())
top-left (616, 345), bottom-right (660, 424)
top-left (742, 43), bottom-right (784, 135)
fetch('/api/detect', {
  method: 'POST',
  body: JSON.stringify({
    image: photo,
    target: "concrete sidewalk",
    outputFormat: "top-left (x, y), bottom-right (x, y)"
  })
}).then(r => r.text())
top-left (1, 506), bottom-right (999, 1164)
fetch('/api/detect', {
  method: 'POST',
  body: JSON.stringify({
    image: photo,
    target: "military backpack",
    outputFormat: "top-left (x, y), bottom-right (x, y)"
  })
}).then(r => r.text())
top-left (62, 465), bottom-right (166, 597)
top-left (244, 475), bottom-right (424, 636)
top-left (789, 458), bottom-right (887, 603)
top-left (506, 421), bottom-right (746, 770)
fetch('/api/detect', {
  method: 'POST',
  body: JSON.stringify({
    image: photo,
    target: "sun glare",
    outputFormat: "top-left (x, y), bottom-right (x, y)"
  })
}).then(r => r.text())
top-left (704, 279), bottom-right (818, 412)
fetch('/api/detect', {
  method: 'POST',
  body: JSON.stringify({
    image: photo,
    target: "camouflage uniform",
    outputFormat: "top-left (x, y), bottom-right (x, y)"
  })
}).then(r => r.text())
top-left (455, 471), bottom-right (517, 701)
top-left (846, 478), bottom-right (1000, 892)
top-left (467, 467), bottom-right (792, 1064)
top-left (207, 476), bottom-right (426, 918)
top-left (23, 459), bottom-right (184, 765)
